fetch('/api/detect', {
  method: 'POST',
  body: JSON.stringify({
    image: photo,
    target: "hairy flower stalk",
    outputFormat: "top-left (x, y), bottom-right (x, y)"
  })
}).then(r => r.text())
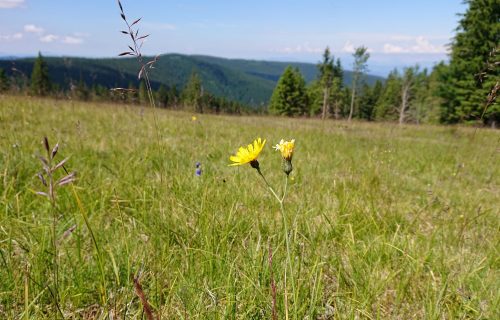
top-left (229, 138), bottom-right (297, 317)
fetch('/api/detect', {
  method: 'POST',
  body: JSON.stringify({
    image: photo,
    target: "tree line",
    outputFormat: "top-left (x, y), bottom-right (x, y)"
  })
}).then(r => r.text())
top-left (0, 54), bottom-right (251, 115)
top-left (0, 0), bottom-right (497, 124)
top-left (269, 0), bottom-right (498, 126)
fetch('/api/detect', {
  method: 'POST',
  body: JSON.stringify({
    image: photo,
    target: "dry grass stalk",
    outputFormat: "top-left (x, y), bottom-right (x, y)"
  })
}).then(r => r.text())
top-left (268, 240), bottom-right (278, 320)
top-left (133, 274), bottom-right (157, 320)
top-left (36, 136), bottom-right (76, 318)
top-left (116, 0), bottom-right (164, 182)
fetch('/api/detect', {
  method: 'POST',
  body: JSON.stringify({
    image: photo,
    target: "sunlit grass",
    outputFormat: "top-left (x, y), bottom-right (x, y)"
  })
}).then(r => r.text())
top-left (0, 95), bottom-right (498, 319)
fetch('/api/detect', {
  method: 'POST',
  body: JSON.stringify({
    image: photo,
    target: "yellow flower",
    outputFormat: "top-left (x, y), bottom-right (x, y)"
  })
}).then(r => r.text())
top-left (191, 116), bottom-right (197, 121)
top-left (273, 139), bottom-right (295, 161)
top-left (229, 138), bottom-right (266, 167)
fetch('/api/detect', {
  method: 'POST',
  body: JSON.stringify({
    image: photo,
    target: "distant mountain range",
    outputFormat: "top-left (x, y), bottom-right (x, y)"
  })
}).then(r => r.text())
top-left (0, 54), bottom-right (384, 106)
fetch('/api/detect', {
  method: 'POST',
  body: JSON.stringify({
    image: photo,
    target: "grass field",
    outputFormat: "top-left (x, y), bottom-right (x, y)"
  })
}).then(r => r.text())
top-left (0, 95), bottom-right (499, 319)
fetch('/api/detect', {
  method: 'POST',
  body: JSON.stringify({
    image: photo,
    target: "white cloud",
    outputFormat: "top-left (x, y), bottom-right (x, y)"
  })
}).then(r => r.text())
top-left (24, 24), bottom-right (44, 34)
top-left (342, 41), bottom-right (373, 54)
top-left (342, 41), bottom-right (355, 53)
top-left (35, 32), bottom-right (85, 44)
top-left (411, 36), bottom-right (447, 53)
top-left (338, 32), bottom-right (448, 42)
top-left (0, 32), bottom-right (23, 41)
top-left (275, 42), bottom-right (322, 54)
top-left (383, 36), bottom-right (447, 54)
top-left (61, 36), bottom-right (83, 44)
top-left (0, 0), bottom-right (24, 9)
top-left (383, 43), bottom-right (406, 54)
top-left (40, 34), bottom-right (59, 43)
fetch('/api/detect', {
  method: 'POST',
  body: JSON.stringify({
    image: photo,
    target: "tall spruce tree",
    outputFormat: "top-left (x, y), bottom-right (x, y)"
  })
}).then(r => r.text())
top-left (309, 58), bottom-right (343, 118)
top-left (183, 71), bottom-right (203, 113)
top-left (169, 85), bottom-right (179, 108)
top-left (358, 80), bottom-right (383, 121)
top-left (411, 68), bottom-right (443, 124)
top-left (74, 79), bottom-right (89, 101)
top-left (0, 68), bottom-right (9, 92)
top-left (374, 69), bottom-right (402, 121)
top-left (318, 47), bottom-right (334, 119)
top-left (331, 59), bottom-right (345, 119)
top-left (348, 46), bottom-right (370, 121)
top-left (157, 84), bottom-right (169, 108)
top-left (30, 52), bottom-right (51, 96)
top-left (426, 63), bottom-right (449, 123)
top-left (307, 80), bottom-right (324, 116)
top-left (445, 0), bottom-right (499, 124)
top-left (269, 66), bottom-right (308, 116)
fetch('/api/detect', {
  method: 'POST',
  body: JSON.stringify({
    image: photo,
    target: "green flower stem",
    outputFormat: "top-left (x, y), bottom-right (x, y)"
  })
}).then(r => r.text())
top-left (256, 168), bottom-right (281, 203)
top-left (256, 169), bottom-right (296, 317)
top-left (282, 174), bottom-right (289, 203)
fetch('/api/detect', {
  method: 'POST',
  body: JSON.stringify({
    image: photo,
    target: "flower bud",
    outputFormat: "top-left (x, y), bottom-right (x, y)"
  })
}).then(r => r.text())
top-left (282, 158), bottom-right (293, 175)
top-left (274, 139), bottom-right (295, 175)
top-left (250, 159), bottom-right (260, 170)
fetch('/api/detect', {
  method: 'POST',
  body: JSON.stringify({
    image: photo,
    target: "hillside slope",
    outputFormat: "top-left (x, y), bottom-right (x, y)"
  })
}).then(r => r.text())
top-left (0, 54), bottom-right (384, 106)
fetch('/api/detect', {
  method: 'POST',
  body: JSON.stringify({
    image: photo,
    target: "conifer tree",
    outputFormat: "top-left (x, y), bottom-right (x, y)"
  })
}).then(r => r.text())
top-left (169, 85), bottom-right (179, 108)
top-left (348, 46), bottom-right (370, 121)
top-left (30, 52), bottom-right (51, 96)
top-left (157, 84), bottom-right (169, 108)
top-left (0, 68), bottom-right (9, 92)
top-left (75, 79), bottom-right (89, 101)
top-left (331, 59), bottom-right (344, 119)
top-left (307, 80), bottom-right (323, 116)
top-left (269, 66), bottom-right (309, 116)
top-left (425, 63), bottom-right (448, 123)
top-left (318, 47), bottom-right (334, 119)
top-left (374, 70), bottom-right (402, 121)
top-left (445, 0), bottom-right (499, 124)
top-left (358, 80), bottom-right (383, 121)
top-left (92, 84), bottom-right (109, 101)
top-left (182, 71), bottom-right (203, 112)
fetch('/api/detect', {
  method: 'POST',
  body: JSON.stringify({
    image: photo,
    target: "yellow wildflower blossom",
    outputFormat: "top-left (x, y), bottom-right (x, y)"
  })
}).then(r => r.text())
top-left (273, 139), bottom-right (295, 161)
top-left (229, 138), bottom-right (266, 168)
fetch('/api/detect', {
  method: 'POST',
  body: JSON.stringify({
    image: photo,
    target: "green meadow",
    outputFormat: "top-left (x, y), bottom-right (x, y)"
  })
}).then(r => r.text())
top-left (0, 96), bottom-right (498, 319)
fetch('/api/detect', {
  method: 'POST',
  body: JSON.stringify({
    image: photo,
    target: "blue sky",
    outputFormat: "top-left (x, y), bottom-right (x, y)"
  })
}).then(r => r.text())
top-left (0, 0), bottom-right (467, 75)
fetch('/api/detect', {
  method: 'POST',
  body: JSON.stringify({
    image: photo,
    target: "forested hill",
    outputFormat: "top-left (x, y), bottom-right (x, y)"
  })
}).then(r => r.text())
top-left (0, 54), bottom-right (383, 106)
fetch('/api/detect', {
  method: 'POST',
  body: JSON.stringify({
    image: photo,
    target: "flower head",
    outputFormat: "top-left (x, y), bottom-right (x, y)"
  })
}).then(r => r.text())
top-left (195, 162), bottom-right (202, 176)
top-left (273, 139), bottom-right (295, 161)
top-left (229, 138), bottom-right (266, 168)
